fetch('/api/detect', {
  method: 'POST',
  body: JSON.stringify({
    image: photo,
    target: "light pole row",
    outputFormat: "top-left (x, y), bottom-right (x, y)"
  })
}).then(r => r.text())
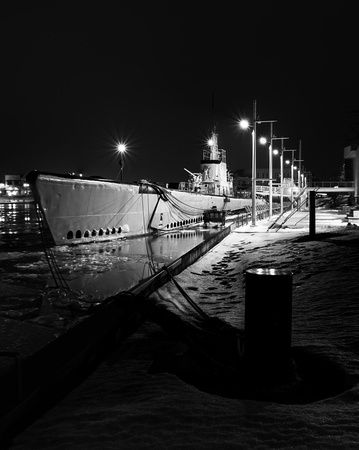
top-left (239, 100), bottom-right (306, 224)
top-left (239, 100), bottom-right (277, 226)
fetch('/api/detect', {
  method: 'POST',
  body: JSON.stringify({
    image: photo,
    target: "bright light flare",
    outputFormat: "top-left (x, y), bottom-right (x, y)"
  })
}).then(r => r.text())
top-left (208, 139), bottom-right (214, 147)
top-left (239, 119), bottom-right (250, 130)
top-left (273, 149), bottom-right (279, 155)
top-left (259, 137), bottom-right (267, 145)
top-left (117, 143), bottom-right (126, 153)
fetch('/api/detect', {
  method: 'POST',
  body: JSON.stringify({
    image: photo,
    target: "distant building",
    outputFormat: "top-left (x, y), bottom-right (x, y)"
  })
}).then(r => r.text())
top-left (255, 167), bottom-right (292, 183)
top-left (0, 174), bottom-right (32, 198)
top-left (232, 169), bottom-right (250, 197)
top-left (231, 167), bottom-right (293, 198)
top-left (344, 145), bottom-right (358, 201)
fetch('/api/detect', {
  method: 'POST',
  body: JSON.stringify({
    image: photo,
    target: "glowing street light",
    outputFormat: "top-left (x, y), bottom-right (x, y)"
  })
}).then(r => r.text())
top-left (257, 135), bottom-right (277, 219)
top-left (239, 114), bottom-right (257, 225)
top-left (239, 119), bottom-right (250, 130)
top-left (271, 137), bottom-right (290, 214)
top-left (257, 135), bottom-right (274, 219)
top-left (117, 143), bottom-right (126, 182)
top-left (280, 149), bottom-right (297, 210)
top-left (292, 158), bottom-right (304, 210)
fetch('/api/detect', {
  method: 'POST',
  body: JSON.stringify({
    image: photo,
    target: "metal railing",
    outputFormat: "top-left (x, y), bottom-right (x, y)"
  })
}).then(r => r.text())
top-left (307, 181), bottom-right (354, 188)
top-left (255, 181), bottom-right (354, 194)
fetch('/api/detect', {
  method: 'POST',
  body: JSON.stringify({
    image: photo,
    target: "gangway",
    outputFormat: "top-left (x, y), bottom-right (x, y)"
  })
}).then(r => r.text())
top-left (267, 186), bottom-right (315, 232)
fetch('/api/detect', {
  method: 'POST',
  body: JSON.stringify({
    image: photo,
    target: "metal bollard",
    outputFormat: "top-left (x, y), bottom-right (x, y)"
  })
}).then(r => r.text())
top-left (244, 268), bottom-right (293, 373)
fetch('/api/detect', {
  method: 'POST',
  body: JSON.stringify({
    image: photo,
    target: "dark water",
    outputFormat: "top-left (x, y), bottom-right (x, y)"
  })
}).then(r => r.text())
top-left (0, 202), bottom-right (219, 325)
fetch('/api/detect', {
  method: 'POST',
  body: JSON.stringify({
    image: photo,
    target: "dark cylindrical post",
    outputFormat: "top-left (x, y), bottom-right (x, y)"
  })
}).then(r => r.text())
top-left (309, 190), bottom-right (316, 237)
top-left (244, 268), bottom-right (293, 374)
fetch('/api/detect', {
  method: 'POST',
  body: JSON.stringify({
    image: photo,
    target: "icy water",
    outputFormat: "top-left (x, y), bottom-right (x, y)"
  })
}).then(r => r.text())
top-left (0, 202), bottom-right (220, 326)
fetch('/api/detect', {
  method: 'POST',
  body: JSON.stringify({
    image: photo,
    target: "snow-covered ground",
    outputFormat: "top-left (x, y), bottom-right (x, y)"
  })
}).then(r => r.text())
top-left (8, 210), bottom-right (359, 449)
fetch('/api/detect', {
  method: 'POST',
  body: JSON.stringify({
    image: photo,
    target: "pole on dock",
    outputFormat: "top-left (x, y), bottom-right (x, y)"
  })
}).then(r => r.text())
top-left (309, 190), bottom-right (316, 237)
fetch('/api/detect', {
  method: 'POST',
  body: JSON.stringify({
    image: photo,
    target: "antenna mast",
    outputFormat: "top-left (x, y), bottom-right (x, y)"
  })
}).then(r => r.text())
top-left (211, 91), bottom-right (216, 133)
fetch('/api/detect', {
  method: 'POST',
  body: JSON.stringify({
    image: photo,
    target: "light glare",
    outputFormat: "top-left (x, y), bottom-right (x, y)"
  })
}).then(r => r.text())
top-left (118, 143), bottom-right (126, 153)
top-left (239, 119), bottom-right (250, 130)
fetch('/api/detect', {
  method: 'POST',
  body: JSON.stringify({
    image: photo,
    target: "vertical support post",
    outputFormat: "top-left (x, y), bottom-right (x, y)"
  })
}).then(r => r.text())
top-left (251, 100), bottom-right (257, 226)
top-left (309, 190), bottom-right (316, 237)
top-left (291, 162), bottom-right (294, 210)
top-left (299, 139), bottom-right (302, 183)
top-left (280, 143), bottom-right (284, 215)
top-left (269, 123), bottom-right (273, 220)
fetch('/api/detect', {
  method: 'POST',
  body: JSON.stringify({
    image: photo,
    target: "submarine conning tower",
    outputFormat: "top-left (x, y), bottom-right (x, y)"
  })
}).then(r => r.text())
top-left (199, 131), bottom-right (233, 196)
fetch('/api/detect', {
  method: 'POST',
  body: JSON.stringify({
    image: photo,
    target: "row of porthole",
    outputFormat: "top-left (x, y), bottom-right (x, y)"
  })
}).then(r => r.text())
top-left (166, 216), bottom-right (203, 229)
top-left (66, 215), bottom-right (203, 240)
top-left (67, 226), bottom-right (122, 240)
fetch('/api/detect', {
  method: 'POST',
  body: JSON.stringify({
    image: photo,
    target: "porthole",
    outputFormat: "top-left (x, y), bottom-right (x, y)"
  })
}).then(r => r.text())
top-left (75, 230), bottom-right (81, 238)
top-left (67, 231), bottom-right (73, 239)
top-left (111, 227), bottom-right (116, 234)
top-left (105, 228), bottom-right (110, 235)
top-left (84, 230), bottom-right (90, 238)
top-left (99, 229), bottom-right (104, 236)
top-left (92, 230), bottom-right (97, 237)
top-left (118, 226), bottom-right (122, 233)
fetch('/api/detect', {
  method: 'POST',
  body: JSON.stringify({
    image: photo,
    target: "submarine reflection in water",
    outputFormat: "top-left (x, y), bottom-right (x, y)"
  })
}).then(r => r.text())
top-left (51, 228), bottom-right (220, 300)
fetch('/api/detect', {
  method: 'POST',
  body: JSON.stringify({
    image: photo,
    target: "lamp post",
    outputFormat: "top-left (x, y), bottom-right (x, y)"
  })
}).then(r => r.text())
top-left (272, 137), bottom-right (289, 215)
top-left (239, 100), bottom-right (277, 226)
top-left (291, 162), bottom-right (296, 209)
top-left (280, 149), bottom-right (297, 213)
top-left (117, 143), bottom-right (126, 181)
top-left (259, 134), bottom-right (275, 220)
top-left (292, 159), bottom-right (304, 210)
top-left (262, 135), bottom-right (289, 219)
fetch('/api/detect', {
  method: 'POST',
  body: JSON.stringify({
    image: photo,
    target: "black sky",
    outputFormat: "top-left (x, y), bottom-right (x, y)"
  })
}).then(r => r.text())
top-left (1, 1), bottom-right (359, 183)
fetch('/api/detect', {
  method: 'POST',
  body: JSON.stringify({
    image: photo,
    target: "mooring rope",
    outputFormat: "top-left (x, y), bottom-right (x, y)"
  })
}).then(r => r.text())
top-left (162, 266), bottom-right (210, 320)
top-left (35, 204), bottom-right (69, 290)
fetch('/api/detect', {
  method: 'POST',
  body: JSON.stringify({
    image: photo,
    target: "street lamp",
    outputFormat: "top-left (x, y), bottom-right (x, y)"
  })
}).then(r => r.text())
top-left (257, 133), bottom-right (288, 220)
top-left (239, 116), bottom-right (256, 225)
top-left (272, 137), bottom-right (289, 214)
top-left (258, 135), bottom-right (274, 220)
top-left (274, 149), bottom-right (296, 213)
top-left (239, 100), bottom-right (277, 226)
top-left (117, 143), bottom-right (126, 182)
top-left (292, 158), bottom-right (304, 210)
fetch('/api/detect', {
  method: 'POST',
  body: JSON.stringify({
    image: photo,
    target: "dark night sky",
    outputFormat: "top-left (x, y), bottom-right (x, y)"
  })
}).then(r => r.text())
top-left (1, 1), bottom-right (359, 183)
